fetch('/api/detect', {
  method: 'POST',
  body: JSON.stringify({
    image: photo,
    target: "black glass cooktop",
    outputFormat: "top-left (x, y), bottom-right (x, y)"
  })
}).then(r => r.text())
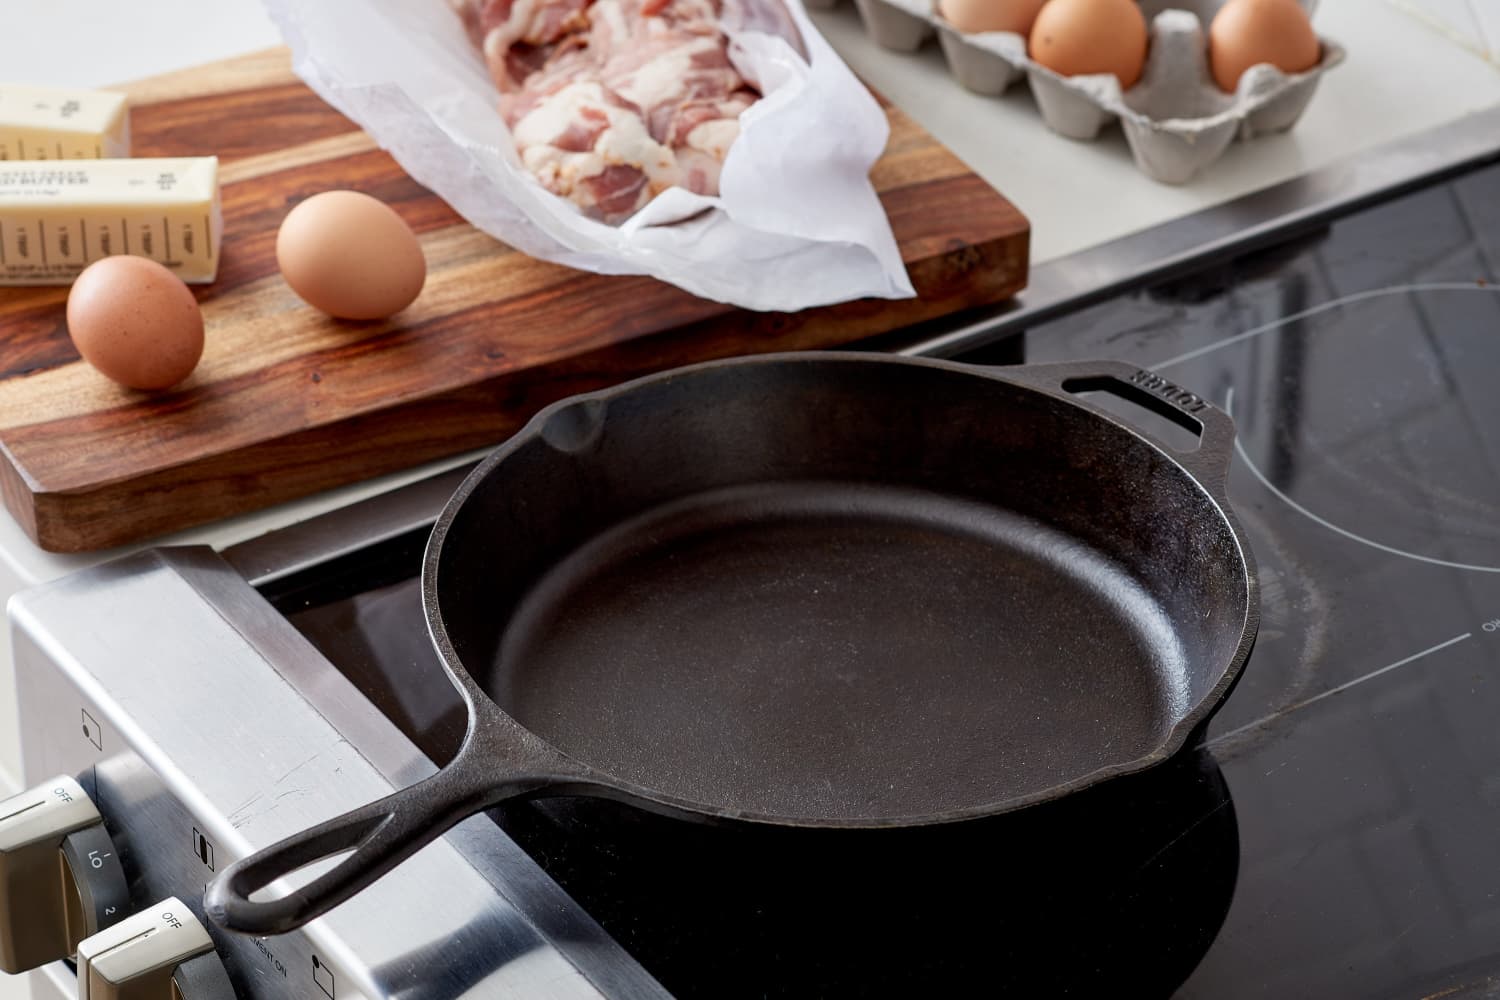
top-left (272, 158), bottom-right (1500, 997)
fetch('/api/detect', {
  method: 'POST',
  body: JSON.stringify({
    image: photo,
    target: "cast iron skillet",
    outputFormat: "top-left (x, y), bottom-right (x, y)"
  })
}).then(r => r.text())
top-left (205, 354), bottom-right (1259, 935)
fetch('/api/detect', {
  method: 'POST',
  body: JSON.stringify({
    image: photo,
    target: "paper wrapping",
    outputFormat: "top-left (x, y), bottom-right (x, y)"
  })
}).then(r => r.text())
top-left (262, 0), bottom-right (915, 310)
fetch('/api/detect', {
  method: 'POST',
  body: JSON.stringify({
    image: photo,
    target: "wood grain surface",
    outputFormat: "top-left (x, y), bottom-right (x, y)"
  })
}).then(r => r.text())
top-left (0, 48), bottom-right (1029, 552)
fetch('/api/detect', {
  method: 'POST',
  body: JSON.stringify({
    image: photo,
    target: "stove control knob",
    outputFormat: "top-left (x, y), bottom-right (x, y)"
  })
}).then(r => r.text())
top-left (0, 776), bottom-right (129, 973)
top-left (77, 898), bottom-right (233, 1000)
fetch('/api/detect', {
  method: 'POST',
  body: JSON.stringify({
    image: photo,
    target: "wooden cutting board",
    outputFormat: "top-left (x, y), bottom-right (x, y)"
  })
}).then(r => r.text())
top-left (0, 48), bottom-right (1028, 553)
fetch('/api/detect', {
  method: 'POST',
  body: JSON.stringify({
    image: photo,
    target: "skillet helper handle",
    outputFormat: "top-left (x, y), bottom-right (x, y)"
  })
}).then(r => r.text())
top-left (203, 754), bottom-right (551, 936)
top-left (994, 360), bottom-right (1236, 488)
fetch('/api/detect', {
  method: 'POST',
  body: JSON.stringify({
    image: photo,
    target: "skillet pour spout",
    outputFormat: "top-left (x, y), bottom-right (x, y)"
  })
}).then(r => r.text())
top-left (206, 354), bottom-right (1258, 936)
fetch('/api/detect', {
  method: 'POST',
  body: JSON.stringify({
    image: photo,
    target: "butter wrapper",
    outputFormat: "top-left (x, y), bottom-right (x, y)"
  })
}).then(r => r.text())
top-left (262, 0), bottom-right (914, 310)
top-left (0, 83), bottom-right (130, 161)
top-left (0, 158), bottom-right (221, 285)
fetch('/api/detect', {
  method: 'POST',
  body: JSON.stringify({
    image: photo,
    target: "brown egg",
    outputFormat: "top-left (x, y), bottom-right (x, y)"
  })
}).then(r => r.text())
top-left (66, 256), bottom-right (205, 391)
top-left (1209, 0), bottom-right (1320, 92)
top-left (937, 0), bottom-right (1047, 35)
top-left (276, 190), bottom-right (427, 321)
top-left (1029, 0), bottom-right (1149, 89)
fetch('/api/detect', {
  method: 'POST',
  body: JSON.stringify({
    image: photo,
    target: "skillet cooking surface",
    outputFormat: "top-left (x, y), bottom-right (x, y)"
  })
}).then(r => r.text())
top-left (208, 355), bottom-right (1256, 936)
top-left (493, 479), bottom-right (1188, 821)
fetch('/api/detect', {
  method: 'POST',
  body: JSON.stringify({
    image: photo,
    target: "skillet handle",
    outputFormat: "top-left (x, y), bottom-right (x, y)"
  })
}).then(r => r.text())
top-left (993, 360), bottom-right (1236, 488)
top-left (203, 741), bottom-right (560, 936)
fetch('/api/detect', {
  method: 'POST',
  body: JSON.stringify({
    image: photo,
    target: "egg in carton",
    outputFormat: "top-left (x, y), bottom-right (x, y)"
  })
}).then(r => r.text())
top-left (815, 0), bottom-right (1345, 183)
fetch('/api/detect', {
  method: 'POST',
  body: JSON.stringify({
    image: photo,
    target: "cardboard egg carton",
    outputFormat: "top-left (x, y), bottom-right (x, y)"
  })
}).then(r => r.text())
top-left (809, 0), bottom-right (1346, 183)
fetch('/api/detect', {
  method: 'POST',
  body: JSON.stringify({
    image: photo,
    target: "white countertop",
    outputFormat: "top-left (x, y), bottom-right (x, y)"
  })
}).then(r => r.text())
top-left (11, 0), bottom-right (1500, 269)
top-left (809, 0), bottom-right (1500, 262)
top-left (0, 3), bottom-right (1496, 997)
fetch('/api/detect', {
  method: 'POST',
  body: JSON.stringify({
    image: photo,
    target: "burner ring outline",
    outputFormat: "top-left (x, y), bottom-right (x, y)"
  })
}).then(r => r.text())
top-left (1225, 387), bottom-right (1500, 574)
top-left (1151, 282), bottom-right (1500, 372)
top-left (1144, 282), bottom-right (1500, 573)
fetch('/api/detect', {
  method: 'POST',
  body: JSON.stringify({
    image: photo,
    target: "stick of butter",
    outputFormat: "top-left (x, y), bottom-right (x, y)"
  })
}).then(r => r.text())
top-left (0, 158), bottom-right (221, 285)
top-left (0, 83), bottom-right (130, 160)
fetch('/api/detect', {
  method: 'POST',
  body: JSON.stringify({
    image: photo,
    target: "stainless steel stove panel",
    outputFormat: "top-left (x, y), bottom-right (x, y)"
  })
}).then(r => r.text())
top-left (10, 547), bottom-right (664, 1000)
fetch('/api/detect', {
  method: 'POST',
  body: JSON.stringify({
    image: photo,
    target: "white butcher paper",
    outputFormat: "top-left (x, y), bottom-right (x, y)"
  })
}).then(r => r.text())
top-left (262, 0), bottom-right (915, 310)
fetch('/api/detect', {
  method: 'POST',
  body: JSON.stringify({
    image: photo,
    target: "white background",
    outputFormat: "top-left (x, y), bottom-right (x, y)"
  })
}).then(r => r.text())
top-left (3, 1), bottom-right (1499, 997)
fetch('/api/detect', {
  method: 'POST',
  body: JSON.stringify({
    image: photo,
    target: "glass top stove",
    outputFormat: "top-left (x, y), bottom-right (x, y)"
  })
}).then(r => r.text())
top-left (269, 158), bottom-right (1500, 997)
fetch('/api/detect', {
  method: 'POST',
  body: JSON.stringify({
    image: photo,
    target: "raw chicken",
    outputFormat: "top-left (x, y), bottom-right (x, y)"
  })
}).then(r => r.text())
top-left (452, 0), bottom-right (760, 222)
